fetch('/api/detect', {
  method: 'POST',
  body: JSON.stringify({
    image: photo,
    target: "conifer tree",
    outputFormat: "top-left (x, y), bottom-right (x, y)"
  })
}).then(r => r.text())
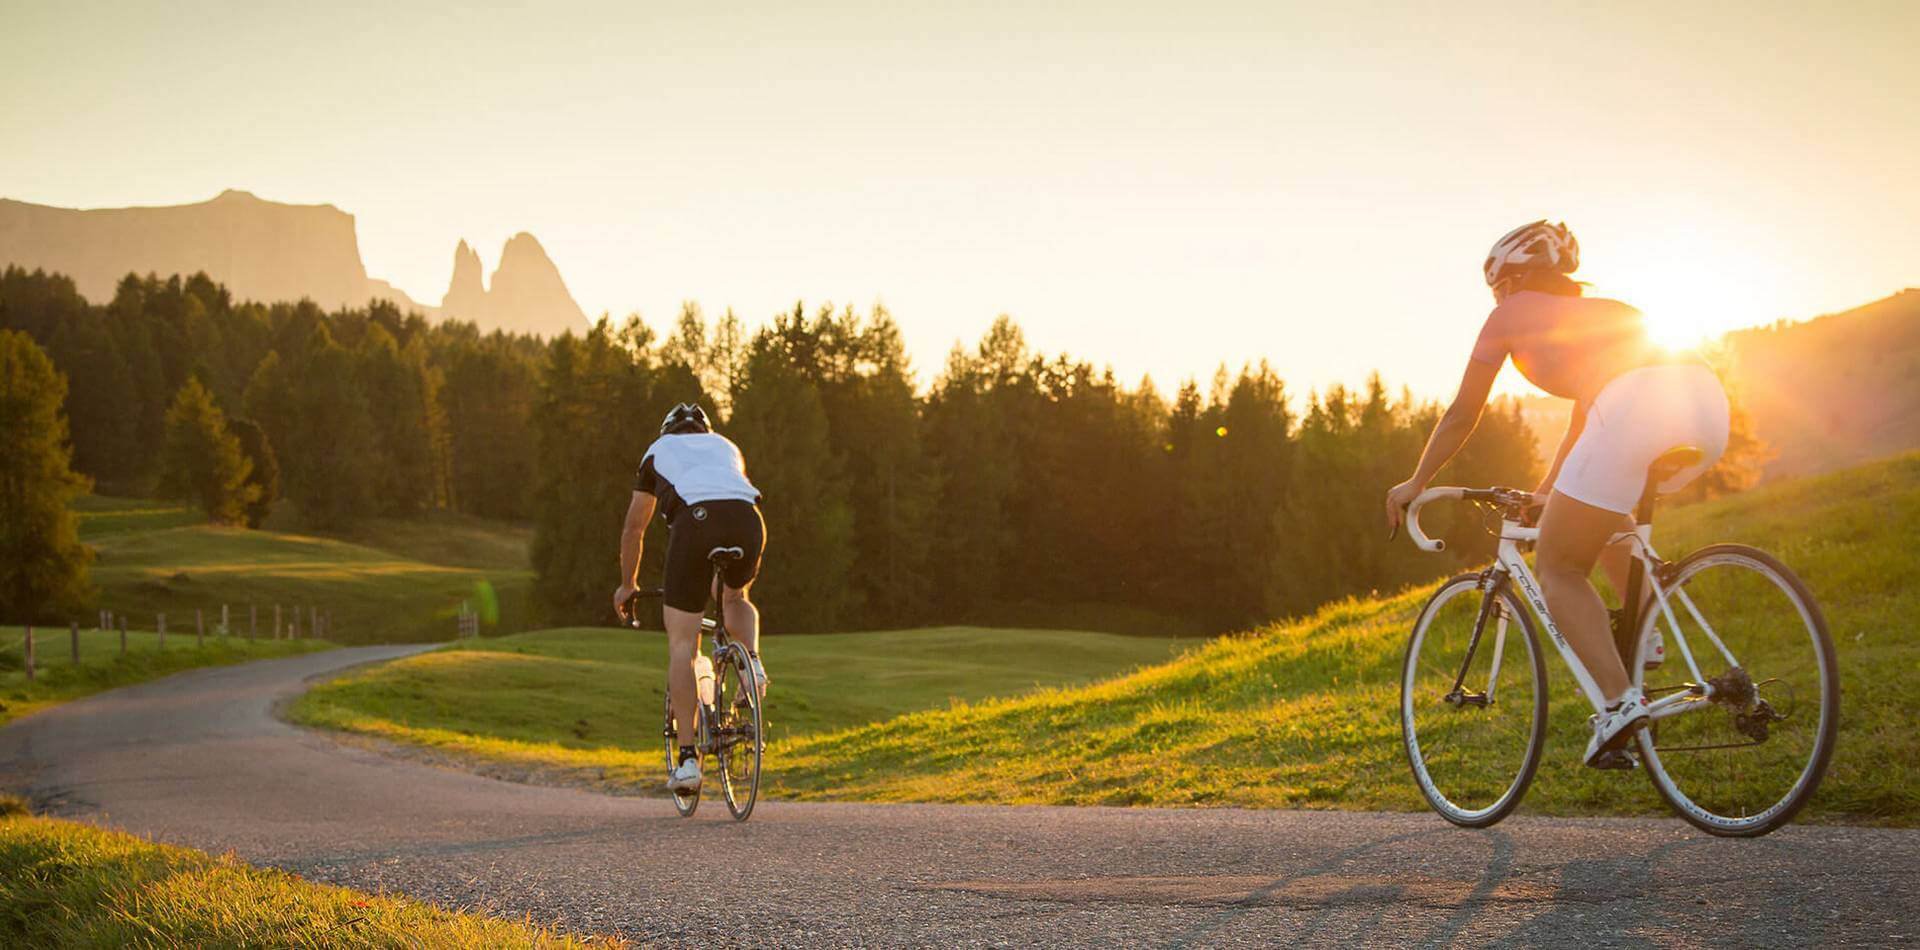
top-left (0, 330), bottom-right (93, 621)
top-left (159, 376), bottom-right (257, 524)
top-left (228, 417), bottom-right (280, 528)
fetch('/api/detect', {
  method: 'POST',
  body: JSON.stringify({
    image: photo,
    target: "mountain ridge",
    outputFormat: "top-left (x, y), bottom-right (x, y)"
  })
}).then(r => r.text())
top-left (0, 191), bottom-right (588, 338)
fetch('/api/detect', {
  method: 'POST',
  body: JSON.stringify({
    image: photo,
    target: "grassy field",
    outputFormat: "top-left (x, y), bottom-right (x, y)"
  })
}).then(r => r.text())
top-left (762, 452), bottom-right (1918, 823)
top-left (291, 626), bottom-right (1188, 784)
top-left (0, 626), bottom-right (331, 727)
top-left (76, 496), bottom-right (534, 645)
top-left (297, 453), bottom-right (1918, 824)
top-left (0, 804), bottom-right (612, 947)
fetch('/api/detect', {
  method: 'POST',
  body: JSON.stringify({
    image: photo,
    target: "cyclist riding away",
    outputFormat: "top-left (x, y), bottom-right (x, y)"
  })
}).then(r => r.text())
top-left (614, 402), bottom-right (768, 795)
top-left (1383, 220), bottom-right (1730, 767)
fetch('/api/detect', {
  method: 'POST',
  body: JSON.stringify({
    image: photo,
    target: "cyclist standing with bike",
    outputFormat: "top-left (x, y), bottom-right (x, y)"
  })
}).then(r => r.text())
top-left (1383, 220), bottom-right (1730, 766)
top-left (614, 402), bottom-right (768, 794)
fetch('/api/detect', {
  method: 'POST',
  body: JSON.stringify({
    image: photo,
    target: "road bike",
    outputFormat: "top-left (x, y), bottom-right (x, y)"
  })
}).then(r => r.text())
top-left (628, 547), bottom-right (765, 821)
top-left (1397, 447), bottom-right (1838, 836)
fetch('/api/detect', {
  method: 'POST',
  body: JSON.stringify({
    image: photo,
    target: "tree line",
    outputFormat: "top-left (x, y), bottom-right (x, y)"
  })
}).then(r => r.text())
top-left (3, 265), bottom-right (1549, 633)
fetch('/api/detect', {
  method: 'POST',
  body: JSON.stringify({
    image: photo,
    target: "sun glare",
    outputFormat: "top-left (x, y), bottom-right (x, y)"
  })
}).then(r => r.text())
top-left (1597, 229), bottom-right (1781, 353)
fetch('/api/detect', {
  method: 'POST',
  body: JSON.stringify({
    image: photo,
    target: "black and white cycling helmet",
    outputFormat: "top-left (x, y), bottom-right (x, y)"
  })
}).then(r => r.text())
top-left (659, 402), bottom-right (712, 436)
top-left (1484, 219), bottom-right (1579, 287)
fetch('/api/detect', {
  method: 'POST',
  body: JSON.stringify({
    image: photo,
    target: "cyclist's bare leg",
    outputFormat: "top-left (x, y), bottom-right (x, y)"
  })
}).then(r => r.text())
top-left (662, 605), bottom-right (703, 744)
top-left (1596, 513), bottom-right (1639, 606)
top-left (1537, 490), bottom-right (1631, 703)
top-left (721, 583), bottom-right (759, 656)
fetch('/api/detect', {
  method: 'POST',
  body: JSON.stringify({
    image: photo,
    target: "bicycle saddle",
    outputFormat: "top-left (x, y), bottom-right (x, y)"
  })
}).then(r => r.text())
top-left (708, 546), bottom-right (746, 563)
top-left (1648, 445), bottom-right (1705, 481)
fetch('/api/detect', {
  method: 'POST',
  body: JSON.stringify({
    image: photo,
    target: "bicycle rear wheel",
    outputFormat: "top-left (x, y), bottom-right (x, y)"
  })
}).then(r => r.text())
top-left (1401, 573), bottom-right (1548, 828)
top-left (1633, 544), bottom-right (1838, 837)
top-left (663, 692), bottom-right (698, 817)
top-left (713, 646), bottom-right (763, 822)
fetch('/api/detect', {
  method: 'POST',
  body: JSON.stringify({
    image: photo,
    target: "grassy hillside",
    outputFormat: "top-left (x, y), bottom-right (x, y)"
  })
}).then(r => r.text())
top-left (769, 453), bottom-right (1917, 823)
top-left (77, 496), bottom-right (533, 644)
top-left (1, 627), bottom-right (330, 726)
top-left (0, 805), bottom-right (610, 948)
top-left (291, 626), bottom-right (1187, 784)
top-left (291, 454), bottom-right (1916, 824)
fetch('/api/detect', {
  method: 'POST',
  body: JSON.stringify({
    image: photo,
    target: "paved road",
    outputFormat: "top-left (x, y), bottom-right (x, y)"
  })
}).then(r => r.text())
top-left (3, 646), bottom-right (1914, 947)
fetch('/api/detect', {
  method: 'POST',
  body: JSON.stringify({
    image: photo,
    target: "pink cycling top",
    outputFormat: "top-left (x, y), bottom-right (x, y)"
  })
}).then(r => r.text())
top-left (1469, 291), bottom-right (1670, 402)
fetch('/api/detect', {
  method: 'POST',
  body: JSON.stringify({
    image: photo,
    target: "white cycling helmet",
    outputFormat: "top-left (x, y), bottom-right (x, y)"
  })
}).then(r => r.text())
top-left (1484, 219), bottom-right (1579, 287)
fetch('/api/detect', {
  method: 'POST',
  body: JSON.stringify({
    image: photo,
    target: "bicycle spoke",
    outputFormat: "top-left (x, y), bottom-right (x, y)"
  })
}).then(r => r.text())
top-left (1636, 547), bottom-right (1836, 837)
top-left (1401, 577), bottom-right (1545, 828)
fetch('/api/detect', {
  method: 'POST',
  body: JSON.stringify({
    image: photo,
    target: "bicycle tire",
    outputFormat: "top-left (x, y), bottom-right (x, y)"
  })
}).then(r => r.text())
top-left (1632, 543), bottom-right (1838, 837)
top-left (714, 645), bottom-right (764, 822)
top-left (1401, 573), bottom-right (1549, 828)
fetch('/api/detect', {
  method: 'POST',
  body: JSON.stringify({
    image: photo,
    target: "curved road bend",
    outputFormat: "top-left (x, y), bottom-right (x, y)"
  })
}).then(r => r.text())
top-left (1, 645), bottom-right (1913, 947)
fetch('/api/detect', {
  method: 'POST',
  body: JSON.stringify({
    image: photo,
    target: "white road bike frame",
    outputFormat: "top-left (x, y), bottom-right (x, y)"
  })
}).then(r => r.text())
top-left (1406, 487), bottom-right (1742, 721)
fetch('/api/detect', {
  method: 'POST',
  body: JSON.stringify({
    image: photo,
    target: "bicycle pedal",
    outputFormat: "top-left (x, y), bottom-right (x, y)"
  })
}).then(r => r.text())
top-left (1588, 748), bottom-right (1638, 771)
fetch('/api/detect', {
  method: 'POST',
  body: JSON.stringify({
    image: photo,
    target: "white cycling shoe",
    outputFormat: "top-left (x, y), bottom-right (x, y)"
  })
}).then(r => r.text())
top-left (747, 654), bottom-right (769, 698)
top-left (668, 757), bottom-right (702, 793)
top-left (1583, 688), bottom-right (1652, 767)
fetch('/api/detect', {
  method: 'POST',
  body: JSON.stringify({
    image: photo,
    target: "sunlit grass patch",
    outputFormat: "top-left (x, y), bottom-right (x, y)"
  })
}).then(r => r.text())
top-left (290, 626), bottom-right (1191, 785)
top-left (75, 496), bottom-right (534, 645)
top-left (0, 813), bottom-right (617, 947)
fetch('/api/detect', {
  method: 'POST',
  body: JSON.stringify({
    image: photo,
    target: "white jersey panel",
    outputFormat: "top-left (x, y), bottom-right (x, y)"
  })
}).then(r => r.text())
top-left (639, 432), bottom-right (761, 506)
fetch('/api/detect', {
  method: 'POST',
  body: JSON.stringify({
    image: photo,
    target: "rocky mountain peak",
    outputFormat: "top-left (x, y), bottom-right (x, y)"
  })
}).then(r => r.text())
top-left (438, 233), bottom-right (586, 338)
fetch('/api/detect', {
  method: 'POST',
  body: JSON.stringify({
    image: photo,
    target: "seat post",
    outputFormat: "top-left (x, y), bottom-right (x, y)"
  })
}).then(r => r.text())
top-left (1633, 480), bottom-right (1658, 526)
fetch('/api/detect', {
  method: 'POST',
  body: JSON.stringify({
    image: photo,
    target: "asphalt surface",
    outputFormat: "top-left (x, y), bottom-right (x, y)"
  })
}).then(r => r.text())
top-left (3, 645), bottom-right (1915, 948)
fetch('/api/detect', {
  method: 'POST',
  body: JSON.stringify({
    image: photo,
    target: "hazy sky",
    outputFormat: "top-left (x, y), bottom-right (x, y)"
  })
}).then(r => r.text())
top-left (5, 1), bottom-right (1916, 397)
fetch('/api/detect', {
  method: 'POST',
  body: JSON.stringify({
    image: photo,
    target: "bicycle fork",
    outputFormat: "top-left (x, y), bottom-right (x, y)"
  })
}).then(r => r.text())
top-left (1445, 570), bottom-right (1511, 709)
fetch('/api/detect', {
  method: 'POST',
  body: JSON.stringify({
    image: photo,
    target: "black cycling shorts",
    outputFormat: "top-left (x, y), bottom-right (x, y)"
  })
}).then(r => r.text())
top-left (662, 500), bottom-right (765, 613)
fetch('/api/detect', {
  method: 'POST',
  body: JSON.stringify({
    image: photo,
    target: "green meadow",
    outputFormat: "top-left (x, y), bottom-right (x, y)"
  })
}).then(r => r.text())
top-left (294, 454), bottom-right (1919, 824)
top-left (76, 496), bottom-right (534, 645)
top-left (290, 626), bottom-right (1188, 785)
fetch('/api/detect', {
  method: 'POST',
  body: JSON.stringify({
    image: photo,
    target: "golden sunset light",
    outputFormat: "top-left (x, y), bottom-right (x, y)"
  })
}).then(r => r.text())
top-left (2, 6), bottom-right (1916, 941)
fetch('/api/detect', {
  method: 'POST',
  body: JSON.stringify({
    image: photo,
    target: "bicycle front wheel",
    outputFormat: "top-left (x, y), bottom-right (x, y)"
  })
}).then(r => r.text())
top-left (1633, 544), bottom-right (1839, 837)
top-left (1401, 573), bottom-right (1548, 828)
top-left (713, 646), bottom-right (764, 822)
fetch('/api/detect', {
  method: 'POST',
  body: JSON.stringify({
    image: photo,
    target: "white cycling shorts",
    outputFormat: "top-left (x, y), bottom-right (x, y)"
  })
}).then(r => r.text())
top-left (1553, 363), bottom-right (1731, 514)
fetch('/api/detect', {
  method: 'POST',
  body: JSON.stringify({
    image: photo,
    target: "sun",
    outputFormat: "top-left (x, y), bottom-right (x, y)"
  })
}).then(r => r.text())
top-left (1590, 224), bottom-right (1781, 353)
top-left (1638, 299), bottom-right (1721, 351)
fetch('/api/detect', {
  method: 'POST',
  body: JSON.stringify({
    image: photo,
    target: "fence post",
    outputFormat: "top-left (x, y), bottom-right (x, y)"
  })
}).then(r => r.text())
top-left (70, 621), bottom-right (80, 665)
top-left (221, 604), bottom-right (229, 638)
top-left (249, 604), bottom-right (257, 640)
top-left (22, 623), bottom-right (32, 681)
top-left (158, 613), bottom-right (167, 650)
top-left (118, 616), bottom-right (127, 655)
top-left (195, 609), bottom-right (204, 647)
top-left (274, 604), bottom-right (282, 640)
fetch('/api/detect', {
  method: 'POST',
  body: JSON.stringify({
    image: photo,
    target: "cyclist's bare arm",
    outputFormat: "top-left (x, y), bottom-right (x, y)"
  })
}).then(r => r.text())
top-left (615, 491), bottom-right (657, 617)
top-left (1387, 358), bottom-right (1499, 529)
